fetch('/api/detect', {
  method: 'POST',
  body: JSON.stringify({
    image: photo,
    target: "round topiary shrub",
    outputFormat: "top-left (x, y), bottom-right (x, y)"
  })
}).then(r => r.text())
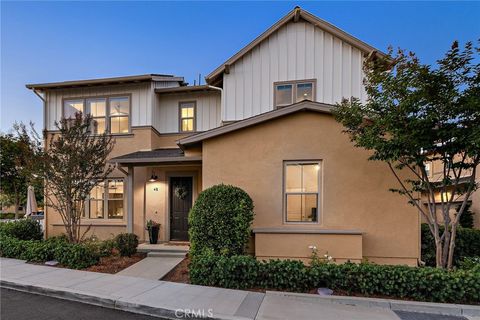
top-left (114, 233), bottom-right (138, 257)
top-left (189, 184), bottom-right (254, 257)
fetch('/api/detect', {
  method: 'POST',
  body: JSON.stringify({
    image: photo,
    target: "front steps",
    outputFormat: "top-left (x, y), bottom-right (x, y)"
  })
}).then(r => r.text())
top-left (137, 242), bottom-right (189, 258)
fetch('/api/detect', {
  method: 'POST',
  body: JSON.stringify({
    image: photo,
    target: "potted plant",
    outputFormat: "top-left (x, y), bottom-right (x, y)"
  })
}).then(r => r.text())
top-left (146, 219), bottom-right (160, 244)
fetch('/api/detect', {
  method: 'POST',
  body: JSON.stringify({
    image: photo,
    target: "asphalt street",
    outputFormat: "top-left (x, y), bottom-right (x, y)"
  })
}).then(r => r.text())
top-left (0, 288), bottom-right (163, 320)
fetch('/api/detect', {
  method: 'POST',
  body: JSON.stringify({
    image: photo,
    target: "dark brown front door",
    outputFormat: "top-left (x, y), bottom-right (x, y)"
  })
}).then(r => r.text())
top-left (169, 176), bottom-right (193, 241)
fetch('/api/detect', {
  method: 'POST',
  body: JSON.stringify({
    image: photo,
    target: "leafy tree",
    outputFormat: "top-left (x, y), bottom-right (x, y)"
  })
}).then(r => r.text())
top-left (0, 123), bottom-right (42, 218)
top-left (457, 203), bottom-right (475, 229)
top-left (39, 113), bottom-right (115, 243)
top-left (334, 41), bottom-right (479, 269)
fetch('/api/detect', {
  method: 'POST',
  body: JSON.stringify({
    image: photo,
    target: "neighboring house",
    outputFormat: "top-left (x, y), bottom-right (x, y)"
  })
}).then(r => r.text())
top-left (27, 7), bottom-right (421, 265)
top-left (422, 160), bottom-right (479, 228)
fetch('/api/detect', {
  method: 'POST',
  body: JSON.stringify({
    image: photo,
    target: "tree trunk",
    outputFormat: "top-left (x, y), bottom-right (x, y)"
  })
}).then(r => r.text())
top-left (14, 195), bottom-right (20, 220)
top-left (447, 224), bottom-right (458, 269)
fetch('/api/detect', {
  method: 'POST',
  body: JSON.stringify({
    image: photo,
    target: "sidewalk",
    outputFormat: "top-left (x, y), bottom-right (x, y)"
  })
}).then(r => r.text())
top-left (1, 258), bottom-right (479, 320)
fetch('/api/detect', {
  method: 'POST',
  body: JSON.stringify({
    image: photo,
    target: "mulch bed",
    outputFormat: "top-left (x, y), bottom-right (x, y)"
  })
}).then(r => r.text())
top-left (161, 256), bottom-right (191, 283)
top-left (83, 252), bottom-right (146, 274)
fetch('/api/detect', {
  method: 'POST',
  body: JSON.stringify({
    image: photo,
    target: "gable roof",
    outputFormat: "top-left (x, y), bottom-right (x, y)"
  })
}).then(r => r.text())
top-left (205, 6), bottom-right (385, 85)
top-left (178, 100), bottom-right (334, 147)
top-left (26, 74), bottom-right (185, 91)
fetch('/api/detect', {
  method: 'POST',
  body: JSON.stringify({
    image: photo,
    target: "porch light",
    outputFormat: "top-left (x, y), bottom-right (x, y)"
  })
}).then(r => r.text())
top-left (149, 171), bottom-right (158, 182)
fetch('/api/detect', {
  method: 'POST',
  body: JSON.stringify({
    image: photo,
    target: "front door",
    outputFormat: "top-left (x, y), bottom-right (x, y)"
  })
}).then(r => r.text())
top-left (169, 176), bottom-right (193, 241)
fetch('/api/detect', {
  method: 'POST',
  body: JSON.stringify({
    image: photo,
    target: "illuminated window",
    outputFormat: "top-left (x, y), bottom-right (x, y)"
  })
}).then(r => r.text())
top-left (86, 98), bottom-right (106, 134)
top-left (63, 100), bottom-right (84, 118)
top-left (275, 80), bottom-right (315, 108)
top-left (284, 161), bottom-right (321, 223)
top-left (86, 179), bottom-right (124, 220)
top-left (109, 97), bottom-right (130, 134)
top-left (179, 102), bottom-right (196, 132)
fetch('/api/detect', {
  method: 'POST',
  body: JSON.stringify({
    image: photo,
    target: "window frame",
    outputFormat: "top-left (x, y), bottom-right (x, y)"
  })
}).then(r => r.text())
top-left (178, 101), bottom-right (197, 133)
top-left (274, 79), bottom-right (317, 108)
top-left (62, 94), bottom-right (131, 135)
top-left (283, 160), bottom-right (322, 224)
top-left (84, 178), bottom-right (125, 221)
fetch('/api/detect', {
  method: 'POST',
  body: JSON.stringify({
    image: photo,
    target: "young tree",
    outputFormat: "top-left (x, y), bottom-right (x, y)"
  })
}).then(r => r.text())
top-left (334, 41), bottom-right (479, 269)
top-left (0, 123), bottom-right (42, 218)
top-left (40, 113), bottom-right (115, 243)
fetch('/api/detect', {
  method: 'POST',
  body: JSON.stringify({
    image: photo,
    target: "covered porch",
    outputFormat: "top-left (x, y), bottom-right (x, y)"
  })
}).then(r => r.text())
top-left (110, 148), bottom-right (202, 243)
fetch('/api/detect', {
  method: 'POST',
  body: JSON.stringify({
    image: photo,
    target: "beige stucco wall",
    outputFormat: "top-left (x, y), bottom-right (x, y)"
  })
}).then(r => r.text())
top-left (44, 127), bottom-right (200, 241)
top-left (472, 169), bottom-right (480, 228)
top-left (201, 111), bottom-right (420, 265)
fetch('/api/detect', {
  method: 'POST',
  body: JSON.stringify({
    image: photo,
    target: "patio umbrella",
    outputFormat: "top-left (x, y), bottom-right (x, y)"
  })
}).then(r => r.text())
top-left (25, 186), bottom-right (38, 217)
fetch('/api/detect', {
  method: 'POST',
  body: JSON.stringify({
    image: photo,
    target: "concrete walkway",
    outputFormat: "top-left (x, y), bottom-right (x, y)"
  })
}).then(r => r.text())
top-left (117, 257), bottom-right (183, 280)
top-left (1, 258), bottom-right (479, 320)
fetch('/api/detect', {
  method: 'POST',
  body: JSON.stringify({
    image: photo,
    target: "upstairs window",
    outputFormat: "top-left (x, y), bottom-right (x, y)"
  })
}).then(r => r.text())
top-left (63, 99), bottom-right (84, 118)
top-left (63, 95), bottom-right (130, 134)
top-left (109, 97), bottom-right (130, 134)
top-left (86, 98), bottom-right (106, 134)
top-left (179, 101), bottom-right (196, 132)
top-left (284, 161), bottom-right (321, 223)
top-left (274, 80), bottom-right (315, 108)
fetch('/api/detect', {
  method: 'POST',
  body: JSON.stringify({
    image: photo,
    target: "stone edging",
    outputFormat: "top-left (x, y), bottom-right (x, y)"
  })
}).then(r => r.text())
top-left (266, 291), bottom-right (480, 317)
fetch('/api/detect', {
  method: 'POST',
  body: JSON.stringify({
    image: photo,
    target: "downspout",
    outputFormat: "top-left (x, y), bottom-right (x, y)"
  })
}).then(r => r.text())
top-left (32, 89), bottom-right (47, 131)
top-left (207, 85), bottom-right (225, 125)
top-left (30, 89), bottom-right (48, 238)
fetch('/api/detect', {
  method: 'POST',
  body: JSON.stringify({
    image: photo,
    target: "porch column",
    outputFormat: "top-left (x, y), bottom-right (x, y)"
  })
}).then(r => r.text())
top-left (126, 166), bottom-right (134, 233)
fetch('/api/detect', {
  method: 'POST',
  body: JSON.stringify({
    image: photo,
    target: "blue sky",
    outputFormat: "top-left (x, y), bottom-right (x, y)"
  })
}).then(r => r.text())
top-left (1, 1), bottom-right (479, 131)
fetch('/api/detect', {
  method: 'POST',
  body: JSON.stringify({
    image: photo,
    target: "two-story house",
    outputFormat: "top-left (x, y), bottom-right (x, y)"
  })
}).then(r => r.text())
top-left (27, 7), bottom-right (422, 265)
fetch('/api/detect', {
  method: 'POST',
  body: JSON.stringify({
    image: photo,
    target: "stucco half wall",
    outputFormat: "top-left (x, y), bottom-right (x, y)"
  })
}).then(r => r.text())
top-left (200, 111), bottom-right (420, 266)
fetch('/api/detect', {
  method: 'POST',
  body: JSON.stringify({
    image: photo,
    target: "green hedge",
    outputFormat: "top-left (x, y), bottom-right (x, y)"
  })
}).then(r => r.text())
top-left (189, 184), bottom-right (254, 257)
top-left (190, 254), bottom-right (480, 304)
top-left (0, 219), bottom-right (43, 240)
top-left (421, 224), bottom-right (480, 266)
top-left (0, 234), bottom-right (99, 269)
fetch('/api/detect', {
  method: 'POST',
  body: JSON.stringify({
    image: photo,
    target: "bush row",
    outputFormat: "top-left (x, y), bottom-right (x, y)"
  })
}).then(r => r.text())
top-left (0, 234), bottom-right (98, 269)
top-left (0, 219), bottom-right (43, 240)
top-left (421, 224), bottom-right (480, 266)
top-left (189, 254), bottom-right (480, 304)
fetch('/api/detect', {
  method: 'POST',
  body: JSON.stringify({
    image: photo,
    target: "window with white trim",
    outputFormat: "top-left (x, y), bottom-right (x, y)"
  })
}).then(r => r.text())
top-left (179, 101), bottom-right (196, 132)
top-left (284, 161), bottom-right (321, 222)
top-left (63, 99), bottom-right (84, 118)
top-left (86, 179), bottom-right (124, 220)
top-left (274, 80), bottom-right (315, 108)
top-left (109, 97), bottom-right (130, 134)
top-left (63, 96), bottom-right (130, 134)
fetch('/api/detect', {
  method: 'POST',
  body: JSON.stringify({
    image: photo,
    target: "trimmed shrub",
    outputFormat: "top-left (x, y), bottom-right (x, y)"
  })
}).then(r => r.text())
top-left (54, 243), bottom-right (99, 269)
top-left (0, 234), bottom-right (99, 269)
top-left (421, 224), bottom-right (480, 266)
top-left (189, 254), bottom-right (480, 304)
top-left (0, 219), bottom-right (43, 240)
top-left (189, 184), bottom-right (254, 257)
top-left (114, 233), bottom-right (138, 257)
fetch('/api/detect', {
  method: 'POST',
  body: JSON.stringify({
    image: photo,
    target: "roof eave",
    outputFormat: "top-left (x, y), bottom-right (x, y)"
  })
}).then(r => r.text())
top-left (178, 100), bottom-right (334, 147)
top-left (26, 74), bottom-right (185, 91)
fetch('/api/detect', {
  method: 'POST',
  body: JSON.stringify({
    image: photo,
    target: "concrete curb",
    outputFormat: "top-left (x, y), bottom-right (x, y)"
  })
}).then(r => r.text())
top-left (0, 279), bottom-right (251, 320)
top-left (266, 291), bottom-right (480, 317)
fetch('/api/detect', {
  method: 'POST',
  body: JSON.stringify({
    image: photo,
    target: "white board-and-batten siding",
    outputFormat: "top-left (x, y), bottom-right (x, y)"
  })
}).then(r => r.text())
top-left (44, 83), bottom-right (154, 131)
top-left (154, 92), bottom-right (221, 133)
top-left (223, 20), bottom-right (367, 121)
